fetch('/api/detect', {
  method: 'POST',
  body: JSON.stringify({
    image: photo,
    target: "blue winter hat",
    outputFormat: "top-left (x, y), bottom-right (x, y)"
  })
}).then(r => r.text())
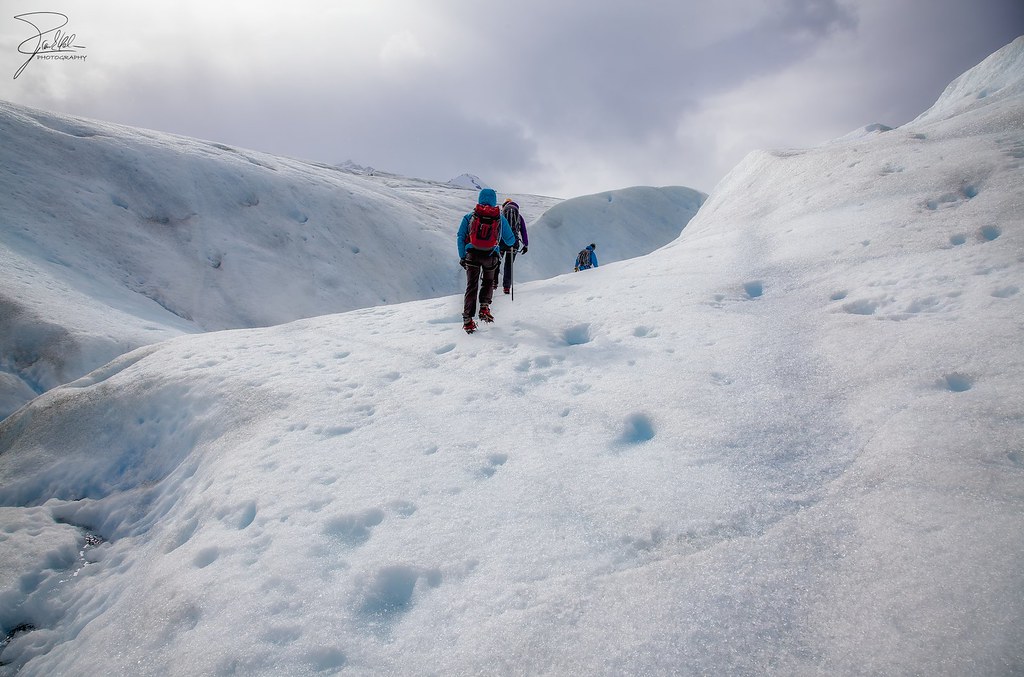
top-left (478, 188), bottom-right (497, 207)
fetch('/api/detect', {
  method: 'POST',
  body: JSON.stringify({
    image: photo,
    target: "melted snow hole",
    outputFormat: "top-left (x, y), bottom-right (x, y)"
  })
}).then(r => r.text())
top-left (58, 530), bottom-right (106, 584)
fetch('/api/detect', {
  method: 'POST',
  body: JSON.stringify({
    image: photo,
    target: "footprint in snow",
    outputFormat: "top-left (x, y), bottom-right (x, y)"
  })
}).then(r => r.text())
top-left (940, 372), bottom-right (974, 393)
top-left (323, 508), bottom-right (385, 547)
top-left (618, 413), bottom-right (655, 445)
top-left (477, 453), bottom-right (508, 479)
top-left (356, 565), bottom-right (442, 618)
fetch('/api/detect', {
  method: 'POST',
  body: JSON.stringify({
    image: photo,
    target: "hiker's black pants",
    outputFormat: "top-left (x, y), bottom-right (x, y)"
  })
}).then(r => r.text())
top-left (495, 248), bottom-right (517, 290)
top-left (501, 250), bottom-right (516, 290)
top-left (463, 249), bottom-right (498, 320)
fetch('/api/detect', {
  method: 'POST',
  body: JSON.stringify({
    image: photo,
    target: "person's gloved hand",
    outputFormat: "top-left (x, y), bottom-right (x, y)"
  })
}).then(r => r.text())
top-left (460, 258), bottom-right (467, 269)
top-left (520, 246), bottom-right (528, 255)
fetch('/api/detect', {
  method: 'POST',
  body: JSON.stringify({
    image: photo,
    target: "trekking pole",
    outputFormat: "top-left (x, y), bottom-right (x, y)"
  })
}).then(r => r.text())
top-left (509, 249), bottom-right (514, 302)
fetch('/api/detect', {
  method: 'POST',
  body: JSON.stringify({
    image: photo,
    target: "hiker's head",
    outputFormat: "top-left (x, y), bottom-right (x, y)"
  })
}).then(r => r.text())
top-left (589, 243), bottom-right (596, 250)
top-left (478, 188), bottom-right (497, 207)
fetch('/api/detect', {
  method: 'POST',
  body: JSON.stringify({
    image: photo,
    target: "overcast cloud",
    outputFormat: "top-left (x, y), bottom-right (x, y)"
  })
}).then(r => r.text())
top-left (2, 0), bottom-right (1021, 198)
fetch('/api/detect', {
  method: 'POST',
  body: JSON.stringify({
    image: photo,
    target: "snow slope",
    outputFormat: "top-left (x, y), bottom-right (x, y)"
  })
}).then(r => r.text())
top-left (914, 33), bottom-right (1024, 124)
top-left (0, 37), bottom-right (1022, 677)
top-left (0, 103), bottom-right (703, 418)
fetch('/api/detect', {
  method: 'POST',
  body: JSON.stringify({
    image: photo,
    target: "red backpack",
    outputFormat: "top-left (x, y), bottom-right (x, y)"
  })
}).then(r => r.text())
top-left (466, 204), bottom-right (501, 249)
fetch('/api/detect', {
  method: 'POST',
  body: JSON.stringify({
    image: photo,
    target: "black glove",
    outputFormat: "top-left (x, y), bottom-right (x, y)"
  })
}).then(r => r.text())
top-left (520, 246), bottom-right (528, 255)
top-left (459, 258), bottom-right (467, 269)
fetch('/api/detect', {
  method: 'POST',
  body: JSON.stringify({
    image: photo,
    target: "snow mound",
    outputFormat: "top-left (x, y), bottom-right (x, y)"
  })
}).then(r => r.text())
top-left (529, 185), bottom-right (706, 269)
top-left (832, 122), bottom-right (894, 143)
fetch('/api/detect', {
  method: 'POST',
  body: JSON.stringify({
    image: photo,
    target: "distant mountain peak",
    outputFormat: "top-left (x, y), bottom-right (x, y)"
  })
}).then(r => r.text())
top-left (336, 160), bottom-right (376, 175)
top-left (448, 173), bottom-right (489, 190)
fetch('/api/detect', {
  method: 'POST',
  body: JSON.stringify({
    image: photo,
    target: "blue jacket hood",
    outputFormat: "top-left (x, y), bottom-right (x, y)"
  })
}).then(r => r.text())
top-left (478, 188), bottom-right (497, 207)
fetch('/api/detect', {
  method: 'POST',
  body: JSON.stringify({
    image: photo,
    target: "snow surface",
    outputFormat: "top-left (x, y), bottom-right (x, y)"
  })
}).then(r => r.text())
top-left (1, 36), bottom-right (1023, 677)
top-left (0, 105), bottom-right (702, 418)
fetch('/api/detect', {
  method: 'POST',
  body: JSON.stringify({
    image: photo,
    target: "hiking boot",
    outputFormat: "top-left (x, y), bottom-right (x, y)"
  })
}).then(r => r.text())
top-left (479, 306), bottom-right (494, 323)
top-left (503, 287), bottom-right (510, 294)
top-left (463, 318), bottom-right (477, 333)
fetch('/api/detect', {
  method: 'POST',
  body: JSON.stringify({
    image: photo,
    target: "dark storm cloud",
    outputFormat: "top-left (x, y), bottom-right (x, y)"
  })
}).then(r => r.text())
top-left (487, 2), bottom-right (856, 126)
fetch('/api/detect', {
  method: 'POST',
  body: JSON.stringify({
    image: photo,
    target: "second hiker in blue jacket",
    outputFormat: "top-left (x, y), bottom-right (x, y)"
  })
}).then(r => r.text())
top-left (457, 188), bottom-right (516, 333)
top-left (574, 243), bottom-right (599, 271)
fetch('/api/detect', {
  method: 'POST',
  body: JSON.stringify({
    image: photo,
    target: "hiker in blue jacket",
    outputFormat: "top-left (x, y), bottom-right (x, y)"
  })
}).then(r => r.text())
top-left (574, 243), bottom-right (599, 271)
top-left (457, 188), bottom-right (516, 333)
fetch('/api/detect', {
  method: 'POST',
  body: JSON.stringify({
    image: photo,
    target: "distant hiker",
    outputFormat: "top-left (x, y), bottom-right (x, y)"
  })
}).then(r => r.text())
top-left (496, 198), bottom-right (529, 294)
top-left (458, 188), bottom-right (517, 333)
top-left (574, 243), bottom-right (598, 272)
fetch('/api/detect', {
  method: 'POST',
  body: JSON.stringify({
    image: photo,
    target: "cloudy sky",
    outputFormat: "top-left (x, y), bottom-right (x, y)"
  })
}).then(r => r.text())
top-left (2, 1), bottom-right (1022, 198)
